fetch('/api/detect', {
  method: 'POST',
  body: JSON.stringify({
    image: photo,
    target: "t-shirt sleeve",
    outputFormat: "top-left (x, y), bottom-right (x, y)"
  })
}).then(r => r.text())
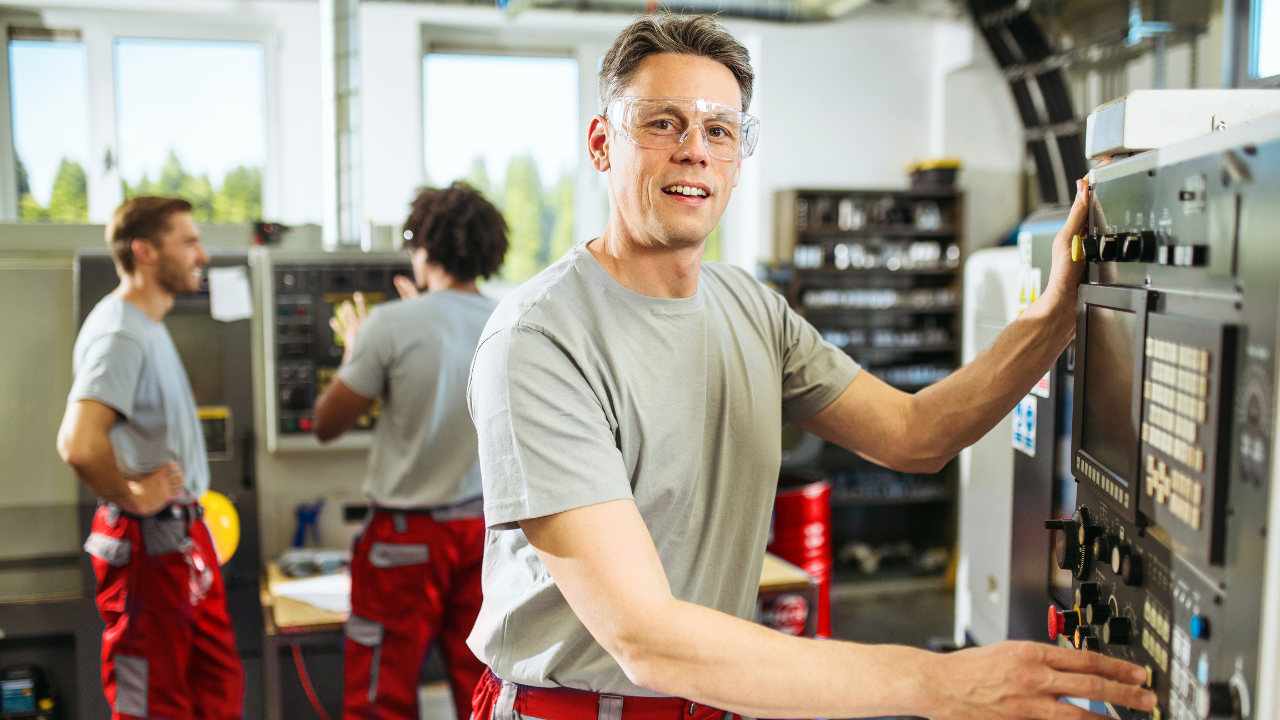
top-left (337, 310), bottom-right (392, 399)
top-left (469, 326), bottom-right (633, 530)
top-left (68, 333), bottom-right (146, 418)
top-left (778, 297), bottom-right (861, 425)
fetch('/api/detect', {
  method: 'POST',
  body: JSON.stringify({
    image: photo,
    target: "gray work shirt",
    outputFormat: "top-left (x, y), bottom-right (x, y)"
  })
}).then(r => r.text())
top-left (338, 290), bottom-right (498, 508)
top-left (466, 243), bottom-right (860, 694)
top-left (69, 295), bottom-right (209, 498)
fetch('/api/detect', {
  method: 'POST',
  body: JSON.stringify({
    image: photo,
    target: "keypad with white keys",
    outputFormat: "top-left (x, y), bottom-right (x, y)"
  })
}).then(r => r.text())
top-left (1143, 337), bottom-right (1212, 531)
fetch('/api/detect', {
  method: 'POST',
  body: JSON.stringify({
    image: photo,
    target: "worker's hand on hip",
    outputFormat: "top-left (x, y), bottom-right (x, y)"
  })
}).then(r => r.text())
top-left (331, 291), bottom-right (369, 362)
top-left (393, 274), bottom-right (420, 300)
top-left (116, 462), bottom-right (184, 516)
top-left (922, 640), bottom-right (1155, 720)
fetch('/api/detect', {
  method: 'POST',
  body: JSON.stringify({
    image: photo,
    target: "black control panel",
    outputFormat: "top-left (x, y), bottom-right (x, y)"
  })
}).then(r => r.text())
top-left (273, 262), bottom-right (411, 435)
top-left (1044, 125), bottom-right (1279, 720)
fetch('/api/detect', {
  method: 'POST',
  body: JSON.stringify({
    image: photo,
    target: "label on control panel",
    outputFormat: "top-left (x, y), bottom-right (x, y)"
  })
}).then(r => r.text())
top-left (1014, 394), bottom-right (1037, 457)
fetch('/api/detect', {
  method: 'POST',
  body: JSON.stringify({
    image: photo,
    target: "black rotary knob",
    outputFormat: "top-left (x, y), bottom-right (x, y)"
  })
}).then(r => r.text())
top-left (1099, 236), bottom-right (1120, 261)
top-left (1093, 535), bottom-right (1116, 562)
top-left (1120, 235), bottom-right (1143, 262)
top-left (1082, 235), bottom-right (1102, 261)
top-left (1139, 231), bottom-right (1159, 262)
top-left (1119, 552), bottom-right (1143, 586)
top-left (1074, 626), bottom-right (1099, 651)
top-left (1078, 522), bottom-right (1103, 546)
top-left (1111, 544), bottom-right (1128, 575)
top-left (1047, 520), bottom-right (1081, 571)
top-left (1076, 582), bottom-right (1101, 606)
top-left (1196, 682), bottom-right (1236, 719)
top-left (1102, 616), bottom-right (1132, 645)
top-left (1084, 602), bottom-right (1111, 625)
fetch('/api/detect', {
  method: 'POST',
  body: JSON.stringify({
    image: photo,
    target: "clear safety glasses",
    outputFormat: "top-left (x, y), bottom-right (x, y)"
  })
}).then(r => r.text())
top-left (605, 96), bottom-right (760, 162)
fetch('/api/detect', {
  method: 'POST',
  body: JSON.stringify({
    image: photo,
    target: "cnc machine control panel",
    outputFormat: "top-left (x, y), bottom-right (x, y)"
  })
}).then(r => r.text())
top-left (264, 255), bottom-right (411, 447)
top-left (1045, 117), bottom-right (1280, 720)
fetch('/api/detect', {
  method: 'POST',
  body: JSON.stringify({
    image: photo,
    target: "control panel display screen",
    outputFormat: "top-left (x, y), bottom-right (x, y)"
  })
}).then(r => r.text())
top-left (1081, 306), bottom-right (1138, 485)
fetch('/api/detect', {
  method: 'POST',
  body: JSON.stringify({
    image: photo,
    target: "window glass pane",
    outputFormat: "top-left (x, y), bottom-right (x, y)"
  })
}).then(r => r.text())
top-left (1255, 0), bottom-right (1280, 78)
top-left (115, 39), bottom-right (265, 223)
top-left (8, 40), bottom-right (91, 223)
top-left (424, 54), bottom-right (579, 283)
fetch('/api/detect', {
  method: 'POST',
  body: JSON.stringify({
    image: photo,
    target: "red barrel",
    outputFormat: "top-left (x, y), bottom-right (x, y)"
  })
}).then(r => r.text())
top-left (768, 478), bottom-right (833, 638)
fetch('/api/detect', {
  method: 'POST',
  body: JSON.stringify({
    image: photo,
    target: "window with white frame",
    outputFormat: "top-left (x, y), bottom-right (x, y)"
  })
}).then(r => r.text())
top-left (114, 38), bottom-right (266, 223)
top-left (8, 33), bottom-right (91, 222)
top-left (1254, 0), bottom-right (1280, 79)
top-left (423, 52), bottom-right (579, 282)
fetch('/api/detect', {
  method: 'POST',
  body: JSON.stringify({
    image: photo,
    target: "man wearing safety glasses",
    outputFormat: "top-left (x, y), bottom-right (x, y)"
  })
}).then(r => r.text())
top-left (467, 13), bottom-right (1155, 720)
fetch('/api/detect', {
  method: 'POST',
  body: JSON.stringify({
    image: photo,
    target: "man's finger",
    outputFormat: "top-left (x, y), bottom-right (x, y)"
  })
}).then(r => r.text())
top-left (354, 291), bottom-right (367, 317)
top-left (1040, 645), bottom-right (1148, 684)
top-left (330, 317), bottom-right (343, 335)
top-left (394, 275), bottom-right (418, 300)
top-left (1043, 672), bottom-right (1155, 712)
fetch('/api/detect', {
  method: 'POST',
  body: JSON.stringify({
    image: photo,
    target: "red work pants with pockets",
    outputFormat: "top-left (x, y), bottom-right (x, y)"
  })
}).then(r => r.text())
top-left (343, 507), bottom-right (487, 720)
top-left (84, 500), bottom-right (245, 720)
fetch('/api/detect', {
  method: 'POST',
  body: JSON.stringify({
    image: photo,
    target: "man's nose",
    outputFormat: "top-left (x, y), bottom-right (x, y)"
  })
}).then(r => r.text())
top-left (675, 124), bottom-right (710, 163)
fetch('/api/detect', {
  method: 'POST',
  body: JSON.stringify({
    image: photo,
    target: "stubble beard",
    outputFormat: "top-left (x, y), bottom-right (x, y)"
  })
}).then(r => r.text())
top-left (157, 253), bottom-right (200, 295)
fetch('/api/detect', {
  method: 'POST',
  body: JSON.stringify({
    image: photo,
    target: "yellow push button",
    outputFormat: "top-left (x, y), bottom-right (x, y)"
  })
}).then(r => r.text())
top-left (1072, 235), bottom-right (1084, 262)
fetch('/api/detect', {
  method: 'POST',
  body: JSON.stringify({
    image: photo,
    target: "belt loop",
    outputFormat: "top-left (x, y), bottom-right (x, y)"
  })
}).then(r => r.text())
top-left (493, 681), bottom-right (518, 720)
top-left (393, 511), bottom-right (407, 534)
top-left (598, 694), bottom-right (623, 720)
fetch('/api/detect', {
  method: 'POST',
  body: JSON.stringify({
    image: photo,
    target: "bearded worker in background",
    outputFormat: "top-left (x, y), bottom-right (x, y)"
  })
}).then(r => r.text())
top-left (467, 13), bottom-right (1155, 720)
top-left (57, 197), bottom-right (244, 720)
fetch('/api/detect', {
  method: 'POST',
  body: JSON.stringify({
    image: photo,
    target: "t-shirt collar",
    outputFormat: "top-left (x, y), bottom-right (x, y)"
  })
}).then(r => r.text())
top-left (573, 241), bottom-right (704, 315)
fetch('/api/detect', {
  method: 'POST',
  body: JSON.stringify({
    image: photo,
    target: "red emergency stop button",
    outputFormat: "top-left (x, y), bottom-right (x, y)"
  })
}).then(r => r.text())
top-left (299, 417), bottom-right (312, 431)
top-left (1048, 606), bottom-right (1081, 640)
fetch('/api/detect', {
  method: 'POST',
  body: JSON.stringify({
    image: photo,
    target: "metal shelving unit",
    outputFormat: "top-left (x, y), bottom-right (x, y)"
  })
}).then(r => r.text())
top-left (777, 187), bottom-right (964, 583)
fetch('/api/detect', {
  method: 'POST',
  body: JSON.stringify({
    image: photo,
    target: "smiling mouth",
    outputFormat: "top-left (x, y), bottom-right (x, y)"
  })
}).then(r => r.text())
top-left (663, 185), bottom-right (709, 198)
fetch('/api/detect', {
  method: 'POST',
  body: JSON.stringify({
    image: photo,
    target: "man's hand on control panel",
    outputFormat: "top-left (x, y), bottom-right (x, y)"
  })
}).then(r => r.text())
top-left (923, 639), bottom-right (1155, 720)
top-left (331, 291), bottom-right (370, 364)
top-left (1043, 175), bottom-right (1093, 305)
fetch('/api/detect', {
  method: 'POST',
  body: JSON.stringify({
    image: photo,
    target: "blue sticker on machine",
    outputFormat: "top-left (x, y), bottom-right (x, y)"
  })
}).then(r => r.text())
top-left (1013, 395), bottom-right (1037, 457)
top-left (1, 678), bottom-right (36, 713)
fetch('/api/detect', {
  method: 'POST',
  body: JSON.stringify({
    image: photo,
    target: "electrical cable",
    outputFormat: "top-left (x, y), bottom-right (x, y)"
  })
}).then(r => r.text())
top-left (291, 643), bottom-right (333, 720)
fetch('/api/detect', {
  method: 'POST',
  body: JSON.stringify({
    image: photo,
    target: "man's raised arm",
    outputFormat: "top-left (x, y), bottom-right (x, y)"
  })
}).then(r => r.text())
top-left (799, 176), bottom-right (1091, 473)
top-left (520, 496), bottom-right (1154, 720)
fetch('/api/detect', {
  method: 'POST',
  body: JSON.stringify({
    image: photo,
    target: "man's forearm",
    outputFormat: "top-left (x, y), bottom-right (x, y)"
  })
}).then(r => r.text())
top-left (63, 432), bottom-right (136, 504)
top-left (618, 596), bottom-right (932, 718)
top-left (907, 287), bottom-right (1078, 464)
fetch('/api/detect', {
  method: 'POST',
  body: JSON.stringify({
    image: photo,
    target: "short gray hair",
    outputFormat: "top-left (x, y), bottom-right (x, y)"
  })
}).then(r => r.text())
top-left (599, 13), bottom-right (754, 112)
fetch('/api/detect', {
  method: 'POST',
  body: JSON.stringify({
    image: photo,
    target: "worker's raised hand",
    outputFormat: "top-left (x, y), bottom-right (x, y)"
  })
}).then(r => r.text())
top-left (331, 291), bottom-right (369, 362)
top-left (117, 462), bottom-right (184, 517)
top-left (1044, 176), bottom-right (1092, 302)
top-left (923, 640), bottom-right (1154, 720)
top-left (393, 274), bottom-right (420, 300)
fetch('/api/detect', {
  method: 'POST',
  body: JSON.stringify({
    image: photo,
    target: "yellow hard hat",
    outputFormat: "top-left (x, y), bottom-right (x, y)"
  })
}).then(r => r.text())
top-left (199, 490), bottom-right (240, 565)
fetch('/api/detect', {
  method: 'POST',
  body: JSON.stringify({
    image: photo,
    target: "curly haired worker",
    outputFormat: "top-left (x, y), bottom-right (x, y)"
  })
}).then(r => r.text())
top-left (312, 182), bottom-right (509, 720)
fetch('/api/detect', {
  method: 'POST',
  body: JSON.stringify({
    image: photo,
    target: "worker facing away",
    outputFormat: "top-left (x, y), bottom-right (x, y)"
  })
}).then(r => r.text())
top-left (57, 197), bottom-right (244, 720)
top-left (466, 13), bottom-right (1155, 720)
top-left (312, 182), bottom-right (509, 720)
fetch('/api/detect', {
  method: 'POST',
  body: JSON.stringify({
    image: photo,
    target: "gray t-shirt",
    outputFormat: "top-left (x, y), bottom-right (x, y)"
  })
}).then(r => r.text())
top-left (69, 295), bottom-right (209, 498)
top-left (338, 290), bottom-right (498, 508)
top-left (466, 243), bottom-right (860, 694)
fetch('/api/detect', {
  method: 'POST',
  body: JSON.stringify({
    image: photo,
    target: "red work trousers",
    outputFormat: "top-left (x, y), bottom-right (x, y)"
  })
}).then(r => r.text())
top-left (471, 669), bottom-right (736, 720)
top-left (343, 508), bottom-right (487, 720)
top-left (85, 501), bottom-right (245, 720)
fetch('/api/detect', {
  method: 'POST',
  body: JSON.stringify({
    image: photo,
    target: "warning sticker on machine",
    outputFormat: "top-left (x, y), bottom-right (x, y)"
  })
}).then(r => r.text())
top-left (1012, 395), bottom-right (1036, 457)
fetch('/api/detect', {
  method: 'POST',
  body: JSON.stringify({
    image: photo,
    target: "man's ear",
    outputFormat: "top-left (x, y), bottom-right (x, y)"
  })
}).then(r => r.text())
top-left (130, 238), bottom-right (159, 267)
top-left (588, 115), bottom-right (611, 172)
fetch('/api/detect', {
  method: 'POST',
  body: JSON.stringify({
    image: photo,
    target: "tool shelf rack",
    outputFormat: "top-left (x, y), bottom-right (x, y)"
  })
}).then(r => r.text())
top-left (776, 187), bottom-right (965, 582)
